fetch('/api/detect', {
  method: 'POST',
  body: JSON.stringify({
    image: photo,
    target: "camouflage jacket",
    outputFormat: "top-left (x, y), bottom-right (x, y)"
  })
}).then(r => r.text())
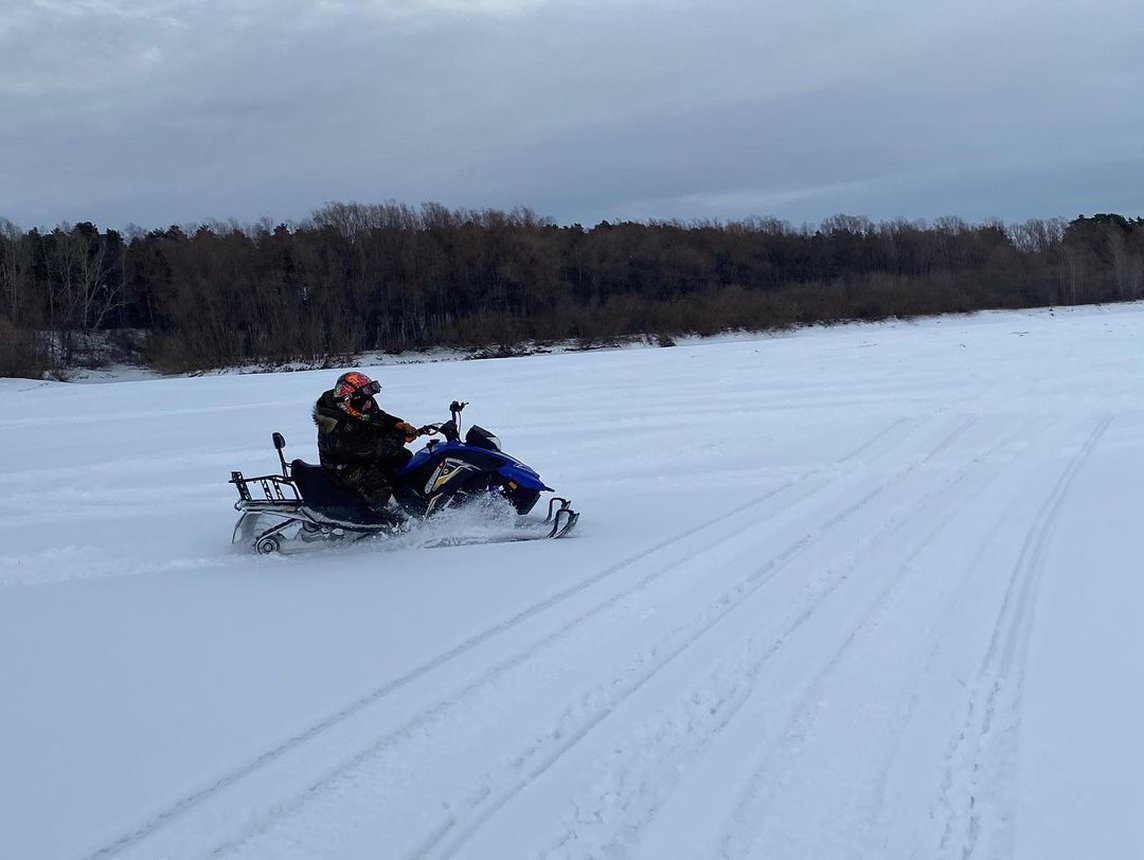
top-left (312, 390), bottom-right (408, 468)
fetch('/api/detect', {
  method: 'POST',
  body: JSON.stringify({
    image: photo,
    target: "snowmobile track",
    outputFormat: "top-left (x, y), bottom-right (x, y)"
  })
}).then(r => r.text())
top-left (934, 414), bottom-right (1113, 860)
top-left (714, 420), bottom-right (1032, 858)
top-left (212, 422), bottom-right (929, 856)
top-left (400, 419), bottom-right (988, 858)
top-left (88, 416), bottom-right (927, 859)
top-left (859, 485), bottom-right (1019, 853)
top-left (542, 416), bottom-right (1035, 859)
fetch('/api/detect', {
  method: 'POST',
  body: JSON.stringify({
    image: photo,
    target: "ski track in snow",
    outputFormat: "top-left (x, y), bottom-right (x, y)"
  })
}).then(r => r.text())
top-left (2, 304), bottom-right (1142, 860)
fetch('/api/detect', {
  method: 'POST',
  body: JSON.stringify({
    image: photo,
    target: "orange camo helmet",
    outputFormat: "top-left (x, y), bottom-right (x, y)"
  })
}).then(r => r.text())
top-left (334, 371), bottom-right (380, 418)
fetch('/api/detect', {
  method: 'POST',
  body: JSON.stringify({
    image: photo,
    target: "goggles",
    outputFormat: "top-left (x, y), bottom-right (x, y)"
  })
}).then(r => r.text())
top-left (339, 378), bottom-right (381, 402)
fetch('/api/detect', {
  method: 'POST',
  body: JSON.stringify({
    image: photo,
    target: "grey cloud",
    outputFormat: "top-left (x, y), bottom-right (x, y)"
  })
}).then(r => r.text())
top-left (1, 0), bottom-right (1141, 229)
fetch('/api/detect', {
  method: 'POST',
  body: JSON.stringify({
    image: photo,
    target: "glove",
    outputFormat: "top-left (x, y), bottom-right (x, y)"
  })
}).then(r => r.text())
top-left (395, 421), bottom-right (418, 443)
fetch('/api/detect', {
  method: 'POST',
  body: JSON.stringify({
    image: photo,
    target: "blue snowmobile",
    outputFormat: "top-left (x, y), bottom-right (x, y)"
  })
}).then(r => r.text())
top-left (230, 401), bottom-right (578, 554)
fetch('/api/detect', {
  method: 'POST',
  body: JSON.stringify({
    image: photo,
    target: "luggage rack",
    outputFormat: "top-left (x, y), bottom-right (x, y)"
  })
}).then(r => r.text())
top-left (228, 467), bottom-right (309, 555)
top-left (229, 432), bottom-right (300, 510)
top-left (229, 470), bottom-right (301, 506)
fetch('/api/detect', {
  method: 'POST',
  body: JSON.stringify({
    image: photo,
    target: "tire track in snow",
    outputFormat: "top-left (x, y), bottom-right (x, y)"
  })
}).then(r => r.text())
top-left (88, 491), bottom-right (797, 858)
top-left (857, 494), bottom-right (1018, 857)
top-left (540, 417), bottom-right (1036, 860)
top-left (849, 413), bottom-right (1074, 857)
top-left (86, 416), bottom-right (925, 859)
top-left (711, 419), bottom-right (1031, 860)
top-left (396, 418), bottom-right (977, 859)
top-left (213, 418), bottom-right (934, 858)
top-left (934, 414), bottom-right (1113, 860)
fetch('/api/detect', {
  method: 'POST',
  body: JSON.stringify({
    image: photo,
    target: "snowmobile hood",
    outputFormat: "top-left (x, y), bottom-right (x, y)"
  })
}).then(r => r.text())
top-left (399, 440), bottom-right (549, 490)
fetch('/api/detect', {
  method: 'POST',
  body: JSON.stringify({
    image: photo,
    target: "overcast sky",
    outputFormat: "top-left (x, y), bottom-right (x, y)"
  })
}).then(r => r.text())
top-left (3, 0), bottom-right (1142, 231)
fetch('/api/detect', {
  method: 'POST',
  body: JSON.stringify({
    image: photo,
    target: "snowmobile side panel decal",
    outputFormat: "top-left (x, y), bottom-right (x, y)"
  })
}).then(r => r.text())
top-left (425, 458), bottom-right (474, 495)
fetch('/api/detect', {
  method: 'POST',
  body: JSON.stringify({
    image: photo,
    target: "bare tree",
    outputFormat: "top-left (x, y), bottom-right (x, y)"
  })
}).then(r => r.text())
top-left (0, 218), bottom-right (32, 325)
top-left (38, 224), bottom-right (125, 364)
top-left (1108, 228), bottom-right (1144, 299)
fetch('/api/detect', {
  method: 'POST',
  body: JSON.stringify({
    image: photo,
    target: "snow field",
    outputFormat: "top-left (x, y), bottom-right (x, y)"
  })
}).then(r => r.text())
top-left (2, 304), bottom-right (1143, 859)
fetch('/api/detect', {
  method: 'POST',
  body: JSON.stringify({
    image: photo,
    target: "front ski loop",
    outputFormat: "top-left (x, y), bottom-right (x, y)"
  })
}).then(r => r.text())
top-left (544, 497), bottom-right (579, 539)
top-left (543, 496), bottom-right (572, 523)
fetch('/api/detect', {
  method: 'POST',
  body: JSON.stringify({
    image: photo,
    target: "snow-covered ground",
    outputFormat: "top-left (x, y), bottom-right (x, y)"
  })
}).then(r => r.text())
top-left (2, 305), bottom-right (1142, 860)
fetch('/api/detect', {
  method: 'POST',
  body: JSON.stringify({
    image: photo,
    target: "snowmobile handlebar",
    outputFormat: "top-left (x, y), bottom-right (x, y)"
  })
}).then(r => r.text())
top-left (417, 421), bottom-right (456, 443)
top-left (418, 401), bottom-right (470, 444)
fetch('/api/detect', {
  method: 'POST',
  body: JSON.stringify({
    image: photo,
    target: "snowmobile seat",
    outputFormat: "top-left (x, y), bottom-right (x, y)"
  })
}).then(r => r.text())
top-left (289, 460), bottom-right (396, 526)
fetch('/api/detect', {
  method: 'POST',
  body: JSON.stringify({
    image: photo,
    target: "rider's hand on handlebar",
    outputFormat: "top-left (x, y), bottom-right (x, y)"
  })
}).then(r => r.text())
top-left (417, 424), bottom-right (439, 436)
top-left (396, 421), bottom-right (419, 443)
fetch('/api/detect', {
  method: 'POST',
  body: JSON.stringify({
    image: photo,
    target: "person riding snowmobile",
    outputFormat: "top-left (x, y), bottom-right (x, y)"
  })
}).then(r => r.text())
top-left (312, 371), bottom-right (422, 521)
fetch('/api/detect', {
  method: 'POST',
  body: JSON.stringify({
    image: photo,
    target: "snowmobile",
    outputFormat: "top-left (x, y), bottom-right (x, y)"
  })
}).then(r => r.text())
top-left (229, 400), bottom-right (579, 554)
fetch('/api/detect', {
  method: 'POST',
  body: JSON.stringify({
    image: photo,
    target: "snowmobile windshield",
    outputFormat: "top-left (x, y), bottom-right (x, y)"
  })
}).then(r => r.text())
top-left (465, 425), bottom-right (501, 451)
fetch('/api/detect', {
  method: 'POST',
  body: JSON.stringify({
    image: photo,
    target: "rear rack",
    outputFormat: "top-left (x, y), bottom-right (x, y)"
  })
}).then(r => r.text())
top-left (230, 470), bottom-right (301, 506)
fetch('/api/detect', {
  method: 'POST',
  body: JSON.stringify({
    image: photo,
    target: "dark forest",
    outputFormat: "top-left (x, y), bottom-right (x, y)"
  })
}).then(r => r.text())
top-left (1, 203), bottom-right (1141, 378)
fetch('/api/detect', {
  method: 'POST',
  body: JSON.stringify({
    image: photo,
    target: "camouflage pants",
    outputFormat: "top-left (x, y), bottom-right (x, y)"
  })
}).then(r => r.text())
top-left (327, 462), bottom-right (396, 513)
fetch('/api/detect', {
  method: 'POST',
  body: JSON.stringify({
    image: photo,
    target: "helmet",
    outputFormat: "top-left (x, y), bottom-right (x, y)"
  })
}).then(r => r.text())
top-left (334, 371), bottom-right (380, 417)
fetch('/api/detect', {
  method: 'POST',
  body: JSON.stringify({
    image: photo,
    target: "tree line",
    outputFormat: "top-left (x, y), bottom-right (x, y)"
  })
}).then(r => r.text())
top-left (2, 204), bottom-right (1142, 377)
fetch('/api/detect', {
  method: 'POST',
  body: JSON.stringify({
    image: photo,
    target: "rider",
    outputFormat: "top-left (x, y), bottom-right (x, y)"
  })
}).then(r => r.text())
top-left (312, 371), bottom-right (421, 520)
